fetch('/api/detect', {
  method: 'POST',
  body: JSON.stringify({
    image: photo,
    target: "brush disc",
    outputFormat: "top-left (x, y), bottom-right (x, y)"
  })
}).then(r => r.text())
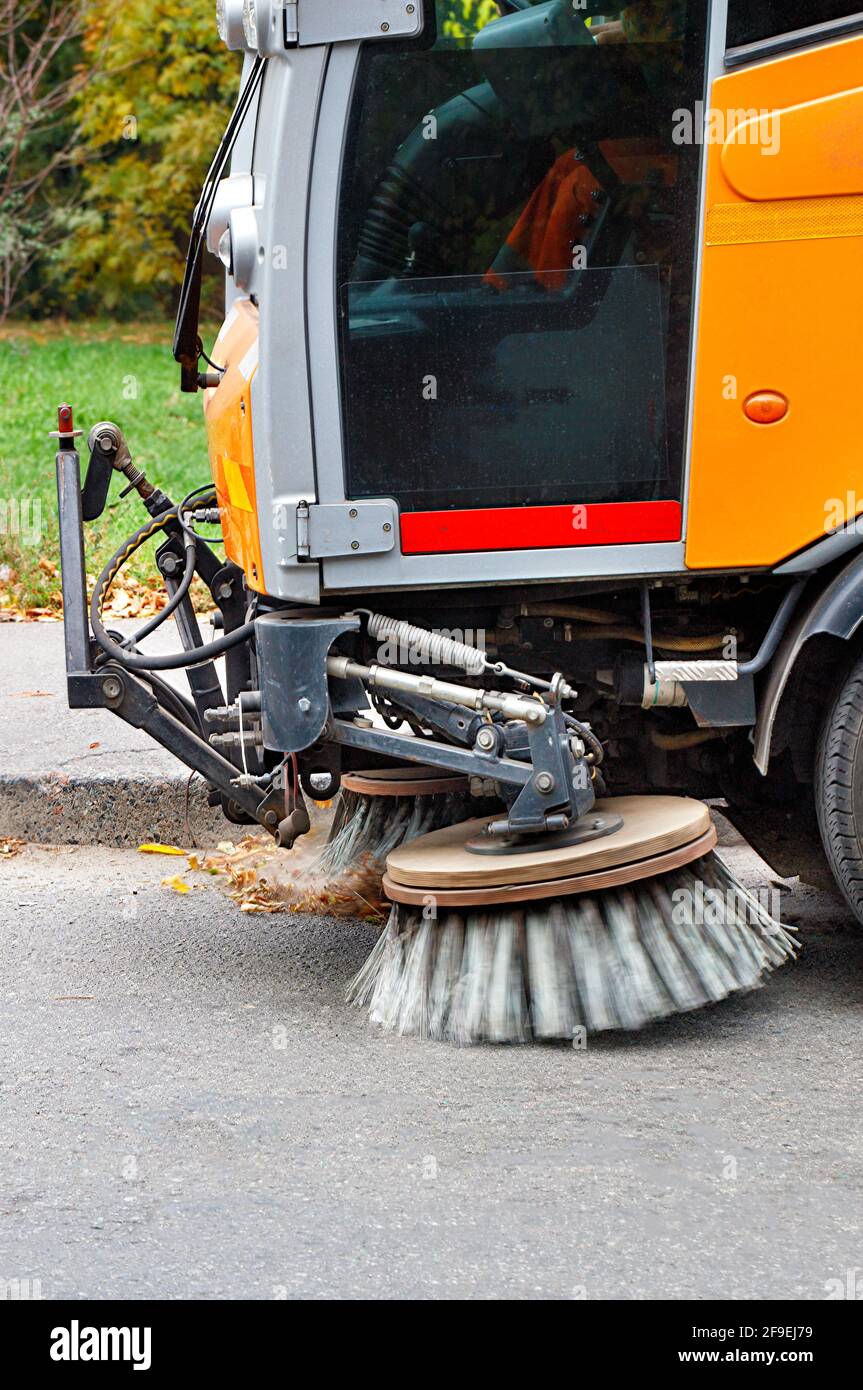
top-left (347, 853), bottom-right (799, 1043)
top-left (384, 795), bottom-right (713, 904)
top-left (348, 797), bottom-right (799, 1042)
top-left (342, 767), bottom-right (470, 797)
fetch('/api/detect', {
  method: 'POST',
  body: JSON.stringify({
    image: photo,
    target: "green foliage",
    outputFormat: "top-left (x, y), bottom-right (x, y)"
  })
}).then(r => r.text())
top-left (25, 0), bottom-right (505, 318)
top-left (57, 0), bottom-right (240, 316)
top-left (440, 0), bottom-right (501, 42)
top-left (0, 1), bottom-right (85, 320)
top-left (0, 322), bottom-right (217, 607)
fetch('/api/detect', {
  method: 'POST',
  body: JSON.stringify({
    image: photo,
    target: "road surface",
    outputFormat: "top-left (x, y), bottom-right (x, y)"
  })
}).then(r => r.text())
top-left (1, 831), bottom-right (862, 1300)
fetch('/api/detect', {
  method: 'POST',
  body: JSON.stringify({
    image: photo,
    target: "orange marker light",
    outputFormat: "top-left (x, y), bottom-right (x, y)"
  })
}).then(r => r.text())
top-left (743, 391), bottom-right (788, 425)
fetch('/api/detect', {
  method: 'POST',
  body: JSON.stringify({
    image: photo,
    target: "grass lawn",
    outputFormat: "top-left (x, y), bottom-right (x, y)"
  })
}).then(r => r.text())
top-left (0, 320), bottom-right (220, 612)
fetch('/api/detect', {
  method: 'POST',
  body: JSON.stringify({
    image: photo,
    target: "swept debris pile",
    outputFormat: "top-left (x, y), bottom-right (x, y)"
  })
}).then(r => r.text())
top-left (154, 829), bottom-right (387, 920)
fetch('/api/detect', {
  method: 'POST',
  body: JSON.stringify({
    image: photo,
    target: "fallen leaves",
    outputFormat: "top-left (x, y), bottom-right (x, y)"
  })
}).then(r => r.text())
top-left (166, 830), bottom-right (387, 920)
top-left (0, 838), bottom-right (25, 858)
top-left (100, 570), bottom-right (168, 621)
top-left (0, 565), bottom-right (216, 622)
top-left (138, 843), bottom-right (186, 856)
top-left (161, 874), bottom-right (191, 894)
top-left (0, 605), bottom-right (59, 623)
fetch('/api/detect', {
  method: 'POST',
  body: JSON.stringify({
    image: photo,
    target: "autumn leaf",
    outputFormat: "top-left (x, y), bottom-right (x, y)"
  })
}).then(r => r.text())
top-left (161, 874), bottom-right (190, 894)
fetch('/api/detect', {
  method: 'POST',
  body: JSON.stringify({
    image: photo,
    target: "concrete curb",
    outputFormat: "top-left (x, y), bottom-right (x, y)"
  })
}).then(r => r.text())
top-left (0, 772), bottom-right (230, 847)
top-left (0, 772), bottom-right (334, 848)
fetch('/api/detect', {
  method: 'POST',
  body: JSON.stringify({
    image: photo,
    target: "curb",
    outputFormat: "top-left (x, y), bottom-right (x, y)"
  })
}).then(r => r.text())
top-left (0, 773), bottom-right (334, 848)
top-left (0, 773), bottom-right (228, 847)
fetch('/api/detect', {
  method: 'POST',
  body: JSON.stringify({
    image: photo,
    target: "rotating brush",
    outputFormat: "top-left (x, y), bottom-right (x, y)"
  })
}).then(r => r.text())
top-left (347, 796), bottom-right (798, 1043)
top-left (316, 767), bottom-right (497, 879)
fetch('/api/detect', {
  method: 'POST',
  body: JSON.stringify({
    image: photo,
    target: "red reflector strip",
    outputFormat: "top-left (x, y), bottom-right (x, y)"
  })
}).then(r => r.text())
top-left (400, 501), bottom-right (682, 555)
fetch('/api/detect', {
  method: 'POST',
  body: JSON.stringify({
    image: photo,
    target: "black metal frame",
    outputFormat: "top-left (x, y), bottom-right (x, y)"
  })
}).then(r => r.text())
top-left (56, 409), bottom-right (595, 844)
top-left (54, 420), bottom-right (284, 836)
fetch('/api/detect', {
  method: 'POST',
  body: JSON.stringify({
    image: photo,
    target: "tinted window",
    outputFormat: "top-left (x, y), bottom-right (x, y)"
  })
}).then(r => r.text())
top-left (337, 1), bottom-right (708, 513)
top-left (728, 3), bottom-right (863, 49)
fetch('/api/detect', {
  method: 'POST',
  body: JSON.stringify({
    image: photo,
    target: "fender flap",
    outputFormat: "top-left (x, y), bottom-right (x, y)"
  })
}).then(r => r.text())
top-left (753, 551), bottom-right (863, 773)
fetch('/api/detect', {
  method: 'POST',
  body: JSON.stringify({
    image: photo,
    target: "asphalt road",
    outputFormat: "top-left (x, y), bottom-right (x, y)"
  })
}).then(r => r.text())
top-left (2, 832), bottom-right (863, 1301)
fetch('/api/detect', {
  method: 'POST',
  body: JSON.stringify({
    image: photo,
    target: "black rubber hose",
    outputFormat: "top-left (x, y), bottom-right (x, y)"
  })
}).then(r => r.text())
top-left (139, 669), bottom-right (202, 734)
top-left (124, 486), bottom-right (221, 647)
top-left (127, 538), bottom-right (197, 647)
top-left (566, 715), bottom-right (605, 766)
top-left (91, 516), bottom-right (256, 671)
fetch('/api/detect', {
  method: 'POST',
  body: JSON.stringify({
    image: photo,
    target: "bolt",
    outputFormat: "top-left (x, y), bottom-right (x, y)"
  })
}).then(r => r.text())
top-left (407, 4), bottom-right (415, 11)
top-left (349, 508), bottom-right (358, 518)
top-left (297, 697), bottom-right (311, 714)
top-left (381, 20), bottom-right (390, 30)
top-left (216, 581), bottom-right (233, 601)
top-left (534, 771), bottom-right (555, 794)
top-left (475, 726), bottom-right (496, 752)
top-left (382, 522), bottom-right (392, 533)
top-left (351, 540), bottom-right (360, 550)
top-left (264, 809), bottom-right (279, 828)
top-left (101, 675), bottom-right (122, 701)
top-left (543, 617), bottom-right (554, 629)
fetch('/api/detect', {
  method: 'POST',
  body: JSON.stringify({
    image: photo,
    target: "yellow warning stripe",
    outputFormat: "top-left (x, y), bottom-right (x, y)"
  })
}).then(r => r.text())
top-left (707, 195), bottom-right (863, 246)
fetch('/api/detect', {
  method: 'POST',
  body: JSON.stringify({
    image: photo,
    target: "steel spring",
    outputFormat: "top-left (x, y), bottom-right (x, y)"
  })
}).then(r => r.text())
top-left (365, 612), bottom-right (487, 676)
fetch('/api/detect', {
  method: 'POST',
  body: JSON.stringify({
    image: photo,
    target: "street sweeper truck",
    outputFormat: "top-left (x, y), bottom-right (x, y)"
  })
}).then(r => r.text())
top-left (53, 0), bottom-right (863, 1040)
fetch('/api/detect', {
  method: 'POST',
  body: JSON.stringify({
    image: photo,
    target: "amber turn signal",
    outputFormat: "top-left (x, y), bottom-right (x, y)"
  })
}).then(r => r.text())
top-left (743, 391), bottom-right (788, 425)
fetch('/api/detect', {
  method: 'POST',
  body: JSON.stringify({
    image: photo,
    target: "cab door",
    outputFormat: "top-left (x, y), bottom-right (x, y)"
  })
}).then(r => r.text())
top-left (308, 1), bottom-right (713, 589)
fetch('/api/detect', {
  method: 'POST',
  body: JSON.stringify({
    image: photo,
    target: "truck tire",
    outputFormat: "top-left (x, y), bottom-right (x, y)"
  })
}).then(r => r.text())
top-left (815, 651), bottom-right (863, 924)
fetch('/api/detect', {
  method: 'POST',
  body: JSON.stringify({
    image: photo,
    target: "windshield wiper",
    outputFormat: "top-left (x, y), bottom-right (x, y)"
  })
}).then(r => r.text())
top-left (173, 54), bottom-right (267, 392)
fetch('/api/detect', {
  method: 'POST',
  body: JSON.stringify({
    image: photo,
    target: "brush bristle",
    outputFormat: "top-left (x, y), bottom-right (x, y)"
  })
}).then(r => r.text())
top-left (346, 853), bottom-right (799, 1044)
top-left (315, 789), bottom-right (478, 878)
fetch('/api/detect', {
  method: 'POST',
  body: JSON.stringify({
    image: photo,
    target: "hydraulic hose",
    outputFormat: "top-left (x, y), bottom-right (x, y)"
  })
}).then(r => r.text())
top-left (91, 513), bottom-right (256, 671)
top-left (128, 486), bottom-right (220, 646)
top-left (129, 537), bottom-right (197, 647)
top-left (565, 715), bottom-right (604, 765)
top-left (139, 669), bottom-right (202, 734)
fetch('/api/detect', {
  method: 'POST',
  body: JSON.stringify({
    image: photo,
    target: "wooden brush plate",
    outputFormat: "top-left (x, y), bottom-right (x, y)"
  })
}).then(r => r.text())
top-left (342, 767), bottom-right (470, 797)
top-left (384, 796), bottom-right (714, 905)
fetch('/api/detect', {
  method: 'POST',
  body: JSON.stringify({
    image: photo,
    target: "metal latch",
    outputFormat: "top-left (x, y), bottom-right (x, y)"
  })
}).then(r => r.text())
top-left (279, 0), bottom-right (423, 47)
top-left (296, 500), bottom-right (397, 561)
